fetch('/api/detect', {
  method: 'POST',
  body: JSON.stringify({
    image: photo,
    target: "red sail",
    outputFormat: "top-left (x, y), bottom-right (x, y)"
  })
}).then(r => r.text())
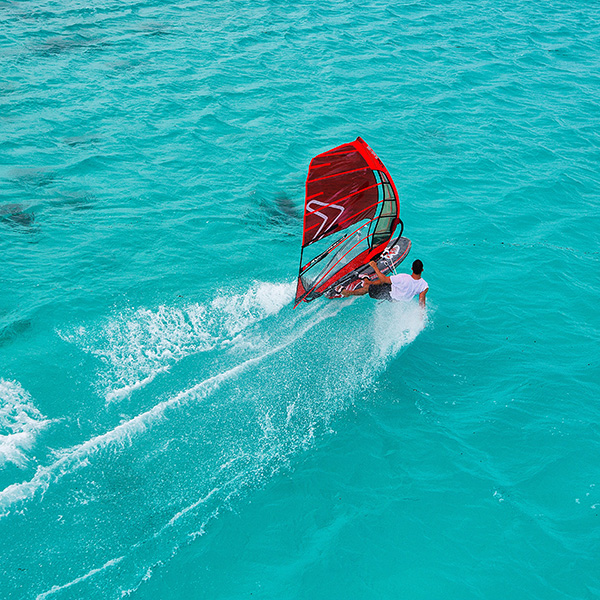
top-left (302, 138), bottom-right (389, 247)
top-left (295, 137), bottom-right (401, 307)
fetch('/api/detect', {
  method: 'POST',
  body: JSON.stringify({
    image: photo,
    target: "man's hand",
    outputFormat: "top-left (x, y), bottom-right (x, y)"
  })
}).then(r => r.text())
top-left (368, 259), bottom-right (391, 285)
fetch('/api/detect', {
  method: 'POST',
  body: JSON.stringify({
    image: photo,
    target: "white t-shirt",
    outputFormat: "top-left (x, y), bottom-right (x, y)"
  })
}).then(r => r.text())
top-left (389, 273), bottom-right (428, 301)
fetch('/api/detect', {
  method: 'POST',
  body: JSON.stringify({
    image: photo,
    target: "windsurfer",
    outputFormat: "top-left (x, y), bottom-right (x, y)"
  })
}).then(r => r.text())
top-left (341, 259), bottom-right (428, 308)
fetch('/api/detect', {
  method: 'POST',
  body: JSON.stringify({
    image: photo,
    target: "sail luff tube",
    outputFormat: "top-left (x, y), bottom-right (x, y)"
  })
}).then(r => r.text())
top-left (294, 137), bottom-right (402, 308)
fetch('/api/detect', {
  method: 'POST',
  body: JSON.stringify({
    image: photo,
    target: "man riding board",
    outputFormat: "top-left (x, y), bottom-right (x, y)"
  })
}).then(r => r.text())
top-left (341, 259), bottom-right (428, 308)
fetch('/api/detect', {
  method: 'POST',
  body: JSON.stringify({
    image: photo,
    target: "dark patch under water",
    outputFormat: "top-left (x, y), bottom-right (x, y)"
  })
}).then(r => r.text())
top-left (0, 204), bottom-right (35, 228)
top-left (10, 169), bottom-right (55, 190)
top-left (54, 192), bottom-right (95, 211)
top-left (242, 194), bottom-right (302, 239)
top-left (273, 195), bottom-right (302, 221)
top-left (0, 317), bottom-right (32, 347)
top-left (62, 135), bottom-right (99, 147)
top-left (35, 34), bottom-right (105, 57)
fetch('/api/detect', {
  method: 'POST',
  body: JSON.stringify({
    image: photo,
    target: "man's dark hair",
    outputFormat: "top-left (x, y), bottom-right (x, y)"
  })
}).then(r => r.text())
top-left (412, 259), bottom-right (424, 275)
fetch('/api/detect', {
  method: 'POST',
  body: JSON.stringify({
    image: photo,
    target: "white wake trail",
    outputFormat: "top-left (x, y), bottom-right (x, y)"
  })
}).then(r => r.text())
top-left (0, 301), bottom-right (341, 517)
top-left (58, 281), bottom-right (295, 403)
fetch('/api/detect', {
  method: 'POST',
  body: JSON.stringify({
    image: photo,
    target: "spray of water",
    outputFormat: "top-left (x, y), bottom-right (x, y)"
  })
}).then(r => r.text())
top-left (0, 380), bottom-right (52, 469)
top-left (1, 283), bottom-right (427, 599)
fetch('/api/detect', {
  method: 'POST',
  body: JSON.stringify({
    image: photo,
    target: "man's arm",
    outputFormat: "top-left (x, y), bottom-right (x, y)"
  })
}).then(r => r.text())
top-left (362, 277), bottom-right (384, 287)
top-left (419, 288), bottom-right (428, 308)
top-left (368, 260), bottom-right (391, 284)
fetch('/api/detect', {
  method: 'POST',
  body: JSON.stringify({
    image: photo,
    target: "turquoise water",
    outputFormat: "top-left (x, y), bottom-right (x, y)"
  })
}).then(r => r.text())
top-left (2, 0), bottom-right (600, 597)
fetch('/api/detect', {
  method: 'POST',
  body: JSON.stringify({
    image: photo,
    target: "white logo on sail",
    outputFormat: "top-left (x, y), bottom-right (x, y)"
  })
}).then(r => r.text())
top-left (306, 200), bottom-right (345, 240)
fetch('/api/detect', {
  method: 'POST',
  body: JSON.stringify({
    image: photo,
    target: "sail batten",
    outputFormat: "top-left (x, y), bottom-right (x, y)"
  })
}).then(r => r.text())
top-left (307, 167), bottom-right (370, 184)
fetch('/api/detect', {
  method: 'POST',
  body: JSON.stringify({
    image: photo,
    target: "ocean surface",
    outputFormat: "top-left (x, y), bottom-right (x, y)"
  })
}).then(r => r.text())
top-left (1, 0), bottom-right (600, 598)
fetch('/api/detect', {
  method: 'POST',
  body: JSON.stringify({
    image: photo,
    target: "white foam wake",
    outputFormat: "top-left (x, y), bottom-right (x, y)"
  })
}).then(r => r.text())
top-left (36, 556), bottom-right (124, 600)
top-left (58, 281), bottom-right (295, 403)
top-left (372, 300), bottom-right (428, 363)
top-left (0, 301), bottom-right (340, 517)
top-left (0, 379), bottom-right (52, 468)
top-left (20, 297), bottom-right (426, 599)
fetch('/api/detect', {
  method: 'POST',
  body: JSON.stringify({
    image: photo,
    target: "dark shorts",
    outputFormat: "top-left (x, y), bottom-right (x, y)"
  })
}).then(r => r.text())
top-left (368, 283), bottom-right (392, 301)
